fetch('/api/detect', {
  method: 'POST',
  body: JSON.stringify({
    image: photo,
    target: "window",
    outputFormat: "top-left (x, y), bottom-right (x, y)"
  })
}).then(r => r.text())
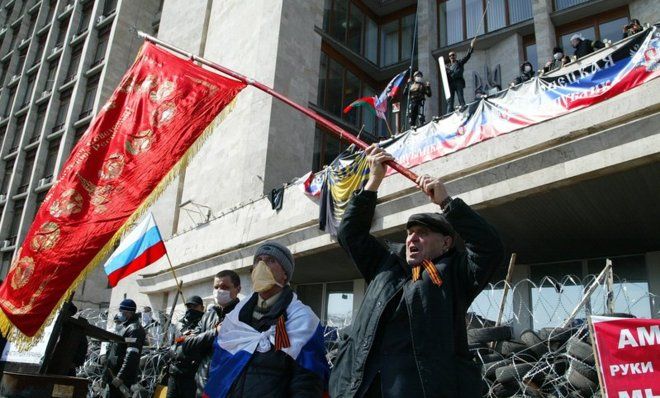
top-left (7, 27), bottom-right (19, 50)
top-left (7, 200), bottom-right (25, 246)
top-left (557, 7), bottom-right (629, 53)
top-left (77, 3), bottom-right (93, 34)
top-left (73, 123), bottom-right (88, 146)
top-left (380, 20), bottom-right (399, 66)
top-left (14, 49), bottom-right (27, 75)
top-left (554, 0), bottom-right (589, 12)
top-left (65, 46), bottom-right (82, 82)
top-left (10, 115), bottom-right (26, 152)
top-left (2, 87), bottom-right (16, 117)
top-left (81, 76), bottom-right (99, 117)
top-left (54, 90), bottom-right (71, 130)
top-left (27, 12), bottom-right (38, 37)
top-left (325, 282), bottom-right (354, 328)
top-left (524, 35), bottom-right (538, 70)
top-left (313, 126), bottom-right (347, 171)
top-left (43, 139), bottom-right (59, 178)
top-left (55, 17), bottom-right (70, 47)
top-left (21, 75), bottom-right (36, 107)
top-left (439, 0), bottom-right (532, 46)
top-left (323, 1), bottom-right (413, 66)
top-left (103, 0), bottom-right (118, 16)
top-left (530, 261), bottom-right (584, 328)
top-left (296, 281), bottom-right (354, 327)
top-left (44, 61), bottom-right (58, 91)
top-left (30, 105), bottom-right (46, 143)
top-left (342, 70), bottom-right (360, 125)
top-left (18, 150), bottom-right (36, 193)
top-left (508, 0), bottom-right (532, 25)
top-left (0, 62), bottom-right (7, 84)
top-left (1, 159), bottom-right (15, 195)
top-left (93, 28), bottom-right (110, 65)
top-left (44, 0), bottom-right (57, 24)
top-left (32, 34), bottom-right (47, 66)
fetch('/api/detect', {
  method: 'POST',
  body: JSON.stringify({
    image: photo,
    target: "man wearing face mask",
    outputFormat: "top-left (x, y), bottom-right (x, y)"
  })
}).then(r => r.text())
top-left (404, 70), bottom-right (432, 128)
top-left (179, 270), bottom-right (241, 397)
top-left (106, 299), bottom-right (146, 398)
top-left (167, 296), bottom-right (206, 398)
top-left (141, 306), bottom-right (160, 346)
top-left (544, 47), bottom-right (565, 73)
top-left (203, 242), bottom-right (328, 398)
top-left (511, 61), bottom-right (535, 87)
top-left (329, 145), bottom-right (504, 398)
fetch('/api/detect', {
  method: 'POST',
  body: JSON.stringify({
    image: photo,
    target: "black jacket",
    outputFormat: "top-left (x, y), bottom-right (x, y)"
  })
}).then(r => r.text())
top-left (329, 190), bottom-right (504, 398)
top-left (573, 39), bottom-right (604, 59)
top-left (107, 315), bottom-right (146, 385)
top-left (169, 310), bottom-right (204, 376)
top-left (226, 289), bottom-right (323, 398)
top-left (513, 63), bottom-right (535, 86)
top-left (446, 47), bottom-right (473, 88)
top-left (181, 299), bottom-right (240, 397)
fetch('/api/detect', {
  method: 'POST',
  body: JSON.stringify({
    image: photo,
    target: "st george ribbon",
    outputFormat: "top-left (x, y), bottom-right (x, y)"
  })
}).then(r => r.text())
top-left (0, 42), bottom-right (246, 341)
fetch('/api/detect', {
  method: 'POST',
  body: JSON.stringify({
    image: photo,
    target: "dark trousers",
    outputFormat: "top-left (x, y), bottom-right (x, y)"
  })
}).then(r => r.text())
top-left (408, 100), bottom-right (425, 127)
top-left (167, 373), bottom-right (197, 398)
top-left (446, 85), bottom-right (466, 113)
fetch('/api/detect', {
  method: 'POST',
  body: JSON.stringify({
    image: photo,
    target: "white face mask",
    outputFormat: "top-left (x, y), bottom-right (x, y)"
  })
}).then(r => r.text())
top-left (524, 65), bottom-right (532, 72)
top-left (251, 261), bottom-right (283, 293)
top-left (214, 288), bottom-right (232, 306)
top-left (554, 52), bottom-right (563, 60)
top-left (142, 312), bottom-right (152, 324)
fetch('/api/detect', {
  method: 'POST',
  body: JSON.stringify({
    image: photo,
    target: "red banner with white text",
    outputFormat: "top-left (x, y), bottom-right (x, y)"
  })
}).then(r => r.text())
top-left (591, 316), bottom-right (660, 398)
top-left (0, 42), bottom-right (245, 340)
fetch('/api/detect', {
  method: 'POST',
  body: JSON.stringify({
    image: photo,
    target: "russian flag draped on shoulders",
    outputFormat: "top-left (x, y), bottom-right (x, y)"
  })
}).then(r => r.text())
top-left (203, 293), bottom-right (329, 398)
top-left (103, 213), bottom-right (166, 287)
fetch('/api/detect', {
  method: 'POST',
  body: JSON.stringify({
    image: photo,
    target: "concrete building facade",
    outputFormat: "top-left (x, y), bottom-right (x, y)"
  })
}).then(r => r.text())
top-left (7, 0), bottom-right (654, 330)
top-left (0, 0), bottom-right (162, 309)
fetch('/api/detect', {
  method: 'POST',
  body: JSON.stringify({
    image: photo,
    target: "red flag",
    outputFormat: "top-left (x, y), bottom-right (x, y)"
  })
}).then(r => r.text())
top-left (0, 42), bottom-right (245, 340)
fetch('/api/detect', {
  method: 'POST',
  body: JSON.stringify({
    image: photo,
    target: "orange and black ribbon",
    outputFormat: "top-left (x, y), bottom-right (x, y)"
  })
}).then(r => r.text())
top-left (275, 314), bottom-right (291, 350)
top-left (412, 259), bottom-right (443, 286)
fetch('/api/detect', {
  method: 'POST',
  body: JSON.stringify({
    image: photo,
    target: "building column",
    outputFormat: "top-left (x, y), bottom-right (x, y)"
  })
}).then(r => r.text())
top-left (416, 0), bottom-right (439, 119)
top-left (645, 251), bottom-right (660, 318)
top-left (532, 0), bottom-right (556, 68)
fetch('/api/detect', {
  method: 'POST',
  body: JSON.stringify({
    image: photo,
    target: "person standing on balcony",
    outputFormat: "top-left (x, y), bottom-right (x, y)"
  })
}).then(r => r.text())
top-left (445, 37), bottom-right (476, 114)
top-left (405, 70), bottom-right (432, 128)
top-left (511, 61), bottom-right (536, 87)
top-left (570, 34), bottom-right (604, 59)
top-left (329, 145), bottom-right (505, 398)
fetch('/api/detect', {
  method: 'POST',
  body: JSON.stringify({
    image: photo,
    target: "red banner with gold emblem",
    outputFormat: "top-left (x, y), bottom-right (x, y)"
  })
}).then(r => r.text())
top-left (0, 42), bottom-right (246, 340)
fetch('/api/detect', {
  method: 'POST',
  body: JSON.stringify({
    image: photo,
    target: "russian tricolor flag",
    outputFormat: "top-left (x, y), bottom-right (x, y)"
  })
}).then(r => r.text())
top-left (103, 213), bottom-right (166, 287)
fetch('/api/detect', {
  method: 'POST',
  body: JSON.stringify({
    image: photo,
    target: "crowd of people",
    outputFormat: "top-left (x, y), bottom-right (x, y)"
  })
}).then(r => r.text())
top-left (98, 144), bottom-right (505, 398)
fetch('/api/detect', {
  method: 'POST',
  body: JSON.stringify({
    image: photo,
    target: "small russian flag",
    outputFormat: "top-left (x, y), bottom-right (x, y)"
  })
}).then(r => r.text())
top-left (103, 213), bottom-right (166, 287)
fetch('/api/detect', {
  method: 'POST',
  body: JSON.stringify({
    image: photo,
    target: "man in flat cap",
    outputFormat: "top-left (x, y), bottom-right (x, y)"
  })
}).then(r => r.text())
top-left (106, 298), bottom-right (146, 398)
top-left (330, 145), bottom-right (504, 398)
top-left (202, 241), bottom-right (329, 398)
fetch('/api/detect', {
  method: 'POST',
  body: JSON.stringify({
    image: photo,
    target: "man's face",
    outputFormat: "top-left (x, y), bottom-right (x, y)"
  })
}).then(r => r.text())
top-left (213, 276), bottom-right (240, 300)
top-left (448, 53), bottom-right (456, 63)
top-left (405, 225), bottom-right (452, 265)
top-left (253, 254), bottom-right (288, 286)
top-left (570, 38), bottom-right (579, 48)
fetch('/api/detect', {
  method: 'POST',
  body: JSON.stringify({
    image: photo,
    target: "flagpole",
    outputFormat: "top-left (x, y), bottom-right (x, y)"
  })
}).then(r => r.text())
top-left (137, 31), bottom-right (419, 184)
top-left (163, 250), bottom-right (185, 304)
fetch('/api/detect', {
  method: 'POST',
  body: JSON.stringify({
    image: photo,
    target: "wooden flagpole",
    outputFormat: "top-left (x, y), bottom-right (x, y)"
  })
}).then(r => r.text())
top-left (137, 31), bottom-right (418, 183)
